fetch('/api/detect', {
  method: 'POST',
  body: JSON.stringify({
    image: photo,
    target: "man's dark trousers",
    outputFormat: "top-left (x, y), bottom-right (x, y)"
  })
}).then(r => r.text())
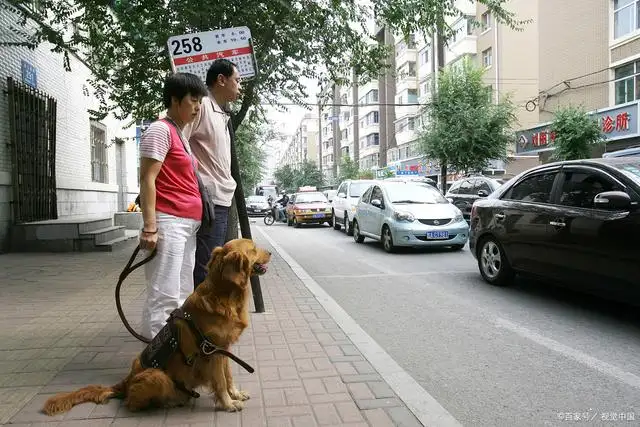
top-left (193, 205), bottom-right (230, 288)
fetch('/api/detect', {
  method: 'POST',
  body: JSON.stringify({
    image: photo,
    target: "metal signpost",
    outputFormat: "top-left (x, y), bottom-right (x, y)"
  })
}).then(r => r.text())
top-left (166, 26), bottom-right (265, 313)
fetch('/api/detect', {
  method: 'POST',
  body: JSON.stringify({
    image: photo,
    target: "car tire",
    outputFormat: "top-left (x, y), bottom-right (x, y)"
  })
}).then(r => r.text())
top-left (333, 211), bottom-right (341, 230)
top-left (293, 216), bottom-right (300, 228)
top-left (477, 236), bottom-right (514, 286)
top-left (344, 212), bottom-right (353, 236)
top-left (381, 225), bottom-right (396, 253)
top-left (353, 220), bottom-right (365, 243)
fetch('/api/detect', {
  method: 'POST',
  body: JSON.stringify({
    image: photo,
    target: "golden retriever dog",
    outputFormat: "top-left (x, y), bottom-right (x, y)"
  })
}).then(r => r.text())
top-left (42, 238), bottom-right (271, 415)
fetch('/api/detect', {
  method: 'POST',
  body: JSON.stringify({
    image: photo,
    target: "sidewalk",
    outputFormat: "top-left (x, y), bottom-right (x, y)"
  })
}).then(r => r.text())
top-left (0, 230), bottom-right (423, 427)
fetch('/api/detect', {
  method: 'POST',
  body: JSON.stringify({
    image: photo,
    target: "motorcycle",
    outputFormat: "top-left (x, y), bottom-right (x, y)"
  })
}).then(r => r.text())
top-left (263, 203), bottom-right (285, 226)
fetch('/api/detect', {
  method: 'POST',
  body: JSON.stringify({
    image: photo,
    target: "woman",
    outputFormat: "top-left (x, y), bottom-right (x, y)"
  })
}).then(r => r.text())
top-left (138, 72), bottom-right (208, 339)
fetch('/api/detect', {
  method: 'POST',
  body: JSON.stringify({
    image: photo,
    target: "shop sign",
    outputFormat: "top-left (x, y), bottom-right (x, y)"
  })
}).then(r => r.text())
top-left (515, 101), bottom-right (640, 154)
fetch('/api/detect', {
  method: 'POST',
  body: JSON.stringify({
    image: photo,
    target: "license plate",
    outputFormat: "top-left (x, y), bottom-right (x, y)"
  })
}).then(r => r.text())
top-left (312, 213), bottom-right (324, 218)
top-left (426, 231), bottom-right (449, 240)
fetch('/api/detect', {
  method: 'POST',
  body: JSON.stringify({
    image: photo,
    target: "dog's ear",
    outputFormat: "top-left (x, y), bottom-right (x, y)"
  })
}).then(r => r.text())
top-left (206, 246), bottom-right (226, 273)
top-left (221, 251), bottom-right (251, 286)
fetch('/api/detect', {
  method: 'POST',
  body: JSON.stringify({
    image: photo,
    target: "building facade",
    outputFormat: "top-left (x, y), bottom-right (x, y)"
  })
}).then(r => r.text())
top-left (279, 111), bottom-right (319, 169)
top-left (0, 1), bottom-right (139, 251)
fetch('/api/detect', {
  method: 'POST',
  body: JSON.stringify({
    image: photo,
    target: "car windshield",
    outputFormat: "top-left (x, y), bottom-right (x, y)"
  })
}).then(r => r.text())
top-left (350, 182), bottom-right (375, 198)
top-left (295, 192), bottom-right (328, 203)
top-left (248, 196), bottom-right (267, 203)
top-left (386, 183), bottom-right (448, 204)
top-left (612, 160), bottom-right (640, 186)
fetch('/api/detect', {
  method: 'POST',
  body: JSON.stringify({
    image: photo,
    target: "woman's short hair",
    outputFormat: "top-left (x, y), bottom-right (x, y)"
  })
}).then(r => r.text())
top-left (162, 73), bottom-right (208, 108)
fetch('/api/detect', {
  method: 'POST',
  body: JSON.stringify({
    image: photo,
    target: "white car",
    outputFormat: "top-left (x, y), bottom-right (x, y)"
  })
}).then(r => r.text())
top-left (331, 179), bottom-right (378, 235)
top-left (352, 181), bottom-right (469, 253)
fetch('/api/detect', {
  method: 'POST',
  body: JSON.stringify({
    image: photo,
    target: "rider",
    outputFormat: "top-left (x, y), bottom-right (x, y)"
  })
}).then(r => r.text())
top-left (275, 193), bottom-right (289, 222)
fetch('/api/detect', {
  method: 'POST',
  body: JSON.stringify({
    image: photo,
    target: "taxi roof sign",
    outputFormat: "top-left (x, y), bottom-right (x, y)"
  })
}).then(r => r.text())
top-left (298, 186), bottom-right (317, 192)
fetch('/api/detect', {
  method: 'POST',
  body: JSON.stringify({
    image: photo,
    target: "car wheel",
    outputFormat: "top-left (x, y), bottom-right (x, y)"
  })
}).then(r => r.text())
top-left (293, 216), bottom-right (300, 228)
top-left (353, 220), bottom-right (365, 243)
top-left (478, 236), bottom-right (514, 286)
top-left (451, 244), bottom-right (464, 251)
top-left (381, 225), bottom-right (395, 253)
top-left (344, 212), bottom-right (353, 236)
top-left (333, 210), bottom-right (341, 230)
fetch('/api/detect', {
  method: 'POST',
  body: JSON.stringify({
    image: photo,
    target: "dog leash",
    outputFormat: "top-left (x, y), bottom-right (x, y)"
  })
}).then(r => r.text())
top-left (115, 244), bottom-right (157, 344)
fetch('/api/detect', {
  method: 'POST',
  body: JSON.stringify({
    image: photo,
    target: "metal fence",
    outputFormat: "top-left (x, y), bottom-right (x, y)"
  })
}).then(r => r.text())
top-left (7, 77), bottom-right (58, 223)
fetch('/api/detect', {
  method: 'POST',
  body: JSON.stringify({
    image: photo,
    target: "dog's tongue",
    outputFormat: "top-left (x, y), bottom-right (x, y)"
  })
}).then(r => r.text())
top-left (253, 264), bottom-right (268, 275)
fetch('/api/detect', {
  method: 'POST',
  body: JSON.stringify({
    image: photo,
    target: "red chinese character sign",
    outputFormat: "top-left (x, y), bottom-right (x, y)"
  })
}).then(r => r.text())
top-left (167, 26), bottom-right (257, 81)
top-left (601, 112), bottom-right (631, 134)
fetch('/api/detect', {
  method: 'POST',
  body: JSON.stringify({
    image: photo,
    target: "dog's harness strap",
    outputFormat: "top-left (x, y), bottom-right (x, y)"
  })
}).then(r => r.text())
top-left (170, 308), bottom-right (255, 374)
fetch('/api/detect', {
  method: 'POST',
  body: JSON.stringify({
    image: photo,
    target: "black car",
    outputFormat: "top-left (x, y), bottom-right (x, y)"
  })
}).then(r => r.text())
top-left (446, 175), bottom-right (504, 221)
top-left (469, 158), bottom-right (640, 304)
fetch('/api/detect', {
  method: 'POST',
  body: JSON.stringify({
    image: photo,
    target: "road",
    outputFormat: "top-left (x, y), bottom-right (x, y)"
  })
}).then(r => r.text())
top-left (255, 221), bottom-right (640, 427)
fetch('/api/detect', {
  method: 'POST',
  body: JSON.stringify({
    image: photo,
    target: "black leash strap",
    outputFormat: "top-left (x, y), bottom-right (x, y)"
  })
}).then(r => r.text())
top-left (115, 245), bottom-right (157, 344)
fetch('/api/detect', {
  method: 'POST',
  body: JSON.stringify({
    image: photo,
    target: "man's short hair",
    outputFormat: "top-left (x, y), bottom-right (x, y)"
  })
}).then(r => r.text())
top-left (206, 59), bottom-right (237, 87)
top-left (162, 72), bottom-right (208, 108)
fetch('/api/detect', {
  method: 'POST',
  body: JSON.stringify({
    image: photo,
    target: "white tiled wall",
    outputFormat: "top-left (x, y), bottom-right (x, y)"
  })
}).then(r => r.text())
top-left (0, 1), bottom-right (140, 250)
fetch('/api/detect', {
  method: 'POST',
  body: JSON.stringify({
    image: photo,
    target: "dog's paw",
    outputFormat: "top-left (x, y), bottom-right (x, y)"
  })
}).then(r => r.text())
top-left (229, 388), bottom-right (250, 401)
top-left (215, 399), bottom-right (244, 412)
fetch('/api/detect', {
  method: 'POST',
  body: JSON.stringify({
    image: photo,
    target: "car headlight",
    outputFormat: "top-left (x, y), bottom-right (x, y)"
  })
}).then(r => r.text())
top-left (393, 210), bottom-right (415, 222)
top-left (454, 210), bottom-right (464, 222)
top-left (325, 208), bottom-right (331, 212)
top-left (351, 205), bottom-right (357, 212)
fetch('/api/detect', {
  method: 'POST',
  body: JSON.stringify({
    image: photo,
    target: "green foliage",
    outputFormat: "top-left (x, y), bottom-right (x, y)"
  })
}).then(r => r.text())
top-left (338, 155), bottom-right (360, 182)
top-left (358, 170), bottom-right (375, 179)
top-left (274, 160), bottom-right (323, 193)
top-left (550, 106), bottom-right (604, 161)
top-left (419, 57), bottom-right (517, 174)
top-left (234, 114), bottom-right (269, 196)
top-left (8, 0), bottom-right (528, 130)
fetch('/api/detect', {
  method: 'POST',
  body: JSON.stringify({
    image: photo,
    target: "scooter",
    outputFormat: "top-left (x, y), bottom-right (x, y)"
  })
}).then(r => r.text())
top-left (263, 203), bottom-right (285, 226)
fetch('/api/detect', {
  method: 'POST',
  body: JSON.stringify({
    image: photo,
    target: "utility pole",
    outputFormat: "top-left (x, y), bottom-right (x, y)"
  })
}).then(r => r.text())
top-left (436, 28), bottom-right (447, 193)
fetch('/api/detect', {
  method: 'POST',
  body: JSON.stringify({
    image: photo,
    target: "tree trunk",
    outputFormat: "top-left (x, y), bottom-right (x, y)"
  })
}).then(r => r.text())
top-left (436, 28), bottom-right (447, 192)
top-left (225, 197), bottom-right (239, 242)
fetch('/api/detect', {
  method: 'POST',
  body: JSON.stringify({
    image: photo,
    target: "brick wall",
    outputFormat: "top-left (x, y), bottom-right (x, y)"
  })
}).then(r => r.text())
top-left (0, 0), bottom-right (140, 250)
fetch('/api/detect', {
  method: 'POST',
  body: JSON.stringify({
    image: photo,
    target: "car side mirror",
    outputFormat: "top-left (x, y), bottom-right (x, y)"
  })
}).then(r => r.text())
top-left (593, 191), bottom-right (631, 210)
top-left (477, 189), bottom-right (489, 197)
top-left (371, 199), bottom-right (383, 208)
top-left (446, 197), bottom-right (454, 203)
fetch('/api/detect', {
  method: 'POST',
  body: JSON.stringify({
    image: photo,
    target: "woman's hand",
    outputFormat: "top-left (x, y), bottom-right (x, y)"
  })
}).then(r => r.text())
top-left (139, 230), bottom-right (158, 251)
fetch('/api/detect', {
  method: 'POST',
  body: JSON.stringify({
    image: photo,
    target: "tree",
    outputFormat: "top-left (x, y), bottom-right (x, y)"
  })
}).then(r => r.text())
top-left (358, 170), bottom-right (375, 179)
top-left (234, 114), bottom-right (272, 195)
top-left (550, 106), bottom-right (604, 161)
top-left (274, 160), bottom-right (323, 192)
top-left (419, 57), bottom-right (517, 179)
top-left (8, 0), bottom-right (528, 130)
top-left (338, 155), bottom-right (360, 182)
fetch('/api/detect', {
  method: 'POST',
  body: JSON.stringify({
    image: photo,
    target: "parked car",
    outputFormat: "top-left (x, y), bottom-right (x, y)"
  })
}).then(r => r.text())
top-left (286, 190), bottom-right (332, 227)
top-left (323, 189), bottom-right (337, 203)
top-left (245, 195), bottom-right (270, 216)
top-left (331, 179), bottom-right (378, 235)
top-left (352, 181), bottom-right (469, 252)
top-left (445, 175), bottom-right (504, 221)
top-left (469, 158), bottom-right (640, 304)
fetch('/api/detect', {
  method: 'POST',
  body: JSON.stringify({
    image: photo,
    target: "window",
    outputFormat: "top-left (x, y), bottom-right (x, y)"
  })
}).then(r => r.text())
top-left (407, 88), bottom-right (418, 104)
top-left (370, 186), bottom-right (384, 203)
top-left (482, 48), bottom-right (492, 67)
top-left (505, 172), bottom-right (557, 203)
top-left (359, 89), bottom-right (379, 105)
top-left (481, 11), bottom-right (492, 31)
top-left (614, 60), bottom-right (640, 104)
top-left (361, 187), bottom-right (373, 204)
top-left (419, 46), bottom-right (430, 65)
top-left (558, 170), bottom-right (622, 209)
top-left (475, 179), bottom-right (493, 194)
top-left (458, 179), bottom-right (475, 195)
top-left (614, 0), bottom-right (640, 39)
top-left (90, 121), bottom-right (108, 183)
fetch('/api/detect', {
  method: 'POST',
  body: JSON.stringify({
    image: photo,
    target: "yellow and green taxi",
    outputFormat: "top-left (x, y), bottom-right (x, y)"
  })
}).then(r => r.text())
top-left (286, 187), bottom-right (333, 228)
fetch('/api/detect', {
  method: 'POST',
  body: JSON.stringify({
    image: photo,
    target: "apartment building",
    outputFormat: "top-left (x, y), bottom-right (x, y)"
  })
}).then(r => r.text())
top-left (509, 0), bottom-right (640, 160)
top-left (279, 111), bottom-right (319, 169)
top-left (0, 0), bottom-right (138, 251)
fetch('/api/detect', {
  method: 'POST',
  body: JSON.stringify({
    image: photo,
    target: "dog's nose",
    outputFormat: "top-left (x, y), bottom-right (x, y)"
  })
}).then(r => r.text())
top-left (268, 251), bottom-right (272, 256)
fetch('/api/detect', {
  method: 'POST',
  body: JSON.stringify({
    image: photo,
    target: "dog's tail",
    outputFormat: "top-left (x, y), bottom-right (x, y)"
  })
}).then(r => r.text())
top-left (42, 382), bottom-right (124, 416)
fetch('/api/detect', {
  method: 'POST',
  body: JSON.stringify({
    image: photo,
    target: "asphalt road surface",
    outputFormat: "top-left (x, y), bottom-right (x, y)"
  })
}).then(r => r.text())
top-left (255, 220), bottom-right (640, 427)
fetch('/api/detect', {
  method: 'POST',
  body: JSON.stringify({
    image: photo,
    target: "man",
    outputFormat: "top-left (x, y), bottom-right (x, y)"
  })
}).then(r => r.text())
top-left (275, 193), bottom-right (289, 222)
top-left (184, 59), bottom-right (241, 287)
